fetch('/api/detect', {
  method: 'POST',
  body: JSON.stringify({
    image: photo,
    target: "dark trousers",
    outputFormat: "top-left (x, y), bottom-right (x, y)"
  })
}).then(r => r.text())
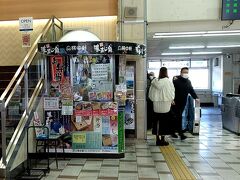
top-left (172, 105), bottom-right (185, 135)
top-left (147, 99), bottom-right (154, 129)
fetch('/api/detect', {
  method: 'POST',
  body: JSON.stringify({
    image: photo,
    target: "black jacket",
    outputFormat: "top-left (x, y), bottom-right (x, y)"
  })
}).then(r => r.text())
top-left (173, 75), bottom-right (198, 108)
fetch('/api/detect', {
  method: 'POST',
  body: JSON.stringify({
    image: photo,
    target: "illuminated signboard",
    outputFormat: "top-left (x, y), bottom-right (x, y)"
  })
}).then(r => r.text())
top-left (222, 0), bottom-right (240, 20)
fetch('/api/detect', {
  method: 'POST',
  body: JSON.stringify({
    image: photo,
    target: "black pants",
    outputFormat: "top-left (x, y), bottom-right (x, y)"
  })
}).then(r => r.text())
top-left (147, 99), bottom-right (154, 129)
top-left (172, 105), bottom-right (185, 135)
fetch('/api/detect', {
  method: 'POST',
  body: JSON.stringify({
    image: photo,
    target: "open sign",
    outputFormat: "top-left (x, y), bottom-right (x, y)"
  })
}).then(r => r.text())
top-left (19, 17), bottom-right (33, 31)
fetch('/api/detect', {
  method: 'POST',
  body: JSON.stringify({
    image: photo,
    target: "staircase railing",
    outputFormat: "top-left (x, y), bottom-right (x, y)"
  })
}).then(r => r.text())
top-left (0, 16), bottom-right (63, 175)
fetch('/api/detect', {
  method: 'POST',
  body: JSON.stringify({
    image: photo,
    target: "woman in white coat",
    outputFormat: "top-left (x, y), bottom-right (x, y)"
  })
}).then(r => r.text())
top-left (149, 67), bottom-right (175, 146)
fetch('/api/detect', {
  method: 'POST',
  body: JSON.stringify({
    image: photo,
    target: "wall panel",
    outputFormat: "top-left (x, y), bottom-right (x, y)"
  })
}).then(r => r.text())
top-left (0, 17), bottom-right (117, 66)
top-left (0, 0), bottom-right (117, 21)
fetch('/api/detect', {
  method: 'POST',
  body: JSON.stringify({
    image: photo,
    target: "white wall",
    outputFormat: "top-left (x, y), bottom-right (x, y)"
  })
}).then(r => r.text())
top-left (147, 0), bottom-right (221, 22)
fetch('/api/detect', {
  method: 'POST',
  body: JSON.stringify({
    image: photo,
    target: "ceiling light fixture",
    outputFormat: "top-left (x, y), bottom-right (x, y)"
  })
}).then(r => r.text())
top-left (153, 30), bottom-right (240, 38)
top-left (207, 45), bottom-right (240, 48)
top-left (161, 52), bottom-right (191, 55)
top-left (169, 45), bottom-right (205, 49)
top-left (155, 31), bottom-right (206, 36)
top-left (192, 52), bottom-right (222, 55)
top-left (153, 34), bottom-right (202, 38)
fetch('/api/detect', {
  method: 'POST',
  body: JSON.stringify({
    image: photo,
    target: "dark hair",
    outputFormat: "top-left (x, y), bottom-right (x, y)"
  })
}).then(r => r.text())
top-left (181, 67), bottom-right (189, 73)
top-left (158, 67), bottom-right (168, 79)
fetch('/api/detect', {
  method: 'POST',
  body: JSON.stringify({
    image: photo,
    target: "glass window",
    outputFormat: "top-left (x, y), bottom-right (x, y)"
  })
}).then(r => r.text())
top-left (162, 60), bottom-right (190, 68)
top-left (191, 60), bottom-right (208, 67)
top-left (189, 69), bottom-right (209, 89)
top-left (148, 61), bottom-right (161, 69)
top-left (147, 60), bottom-right (210, 90)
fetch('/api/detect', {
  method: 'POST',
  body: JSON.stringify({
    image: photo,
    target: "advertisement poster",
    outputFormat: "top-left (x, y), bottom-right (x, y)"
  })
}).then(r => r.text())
top-left (22, 33), bottom-right (31, 47)
top-left (62, 100), bottom-right (73, 115)
top-left (44, 110), bottom-right (71, 134)
top-left (50, 56), bottom-right (64, 83)
top-left (72, 132), bottom-right (102, 150)
top-left (93, 116), bottom-right (102, 132)
top-left (125, 99), bottom-right (135, 130)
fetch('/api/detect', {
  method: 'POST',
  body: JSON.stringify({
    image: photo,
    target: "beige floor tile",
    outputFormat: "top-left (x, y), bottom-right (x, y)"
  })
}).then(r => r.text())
top-left (118, 172), bottom-right (139, 180)
top-left (138, 167), bottom-right (159, 178)
top-left (59, 165), bottom-right (82, 177)
top-left (119, 162), bottom-right (138, 172)
top-left (82, 161), bottom-right (102, 170)
top-left (99, 167), bottom-right (119, 178)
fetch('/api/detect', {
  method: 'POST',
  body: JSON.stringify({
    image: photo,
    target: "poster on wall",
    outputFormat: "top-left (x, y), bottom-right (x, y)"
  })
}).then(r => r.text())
top-left (22, 33), bottom-right (31, 47)
top-left (44, 110), bottom-right (71, 134)
top-left (125, 99), bottom-right (135, 130)
top-left (44, 97), bottom-right (59, 110)
top-left (50, 56), bottom-right (64, 83)
top-left (62, 100), bottom-right (73, 115)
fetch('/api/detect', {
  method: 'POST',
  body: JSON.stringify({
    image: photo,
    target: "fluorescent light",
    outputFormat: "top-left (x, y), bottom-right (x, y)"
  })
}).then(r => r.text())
top-left (169, 45), bottom-right (205, 49)
top-left (155, 31), bottom-right (206, 36)
top-left (153, 34), bottom-right (202, 38)
top-left (192, 52), bottom-right (222, 55)
top-left (161, 52), bottom-right (191, 55)
top-left (203, 33), bottom-right (240, 37)
top-left (207, 30), bottom-right (240, 34)
top-left (153, 30), bottom-right (240, 38)
top-left (207, 45), bottom-right (240, 48)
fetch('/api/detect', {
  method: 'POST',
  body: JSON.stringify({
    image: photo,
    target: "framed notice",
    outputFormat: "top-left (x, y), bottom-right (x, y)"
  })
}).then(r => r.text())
top-left (44, 97), bottom-right (59, 110)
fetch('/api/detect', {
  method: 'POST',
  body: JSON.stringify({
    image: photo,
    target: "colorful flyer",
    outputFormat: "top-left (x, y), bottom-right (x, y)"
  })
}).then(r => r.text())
top-left (81, 102), bottom-right (92, 116)
top-left (125, 99), bottom-right (135, 130)
top-left (110, 116), bottom-right (118, 135)
top-left (82, 116), bottom-right (93, 131)
top-left (62, 99), bottom-right (73, 115)
top-left (108, 102), bottom-right (118, 115)
top-left (102, 116), bottom-right (110, 134)
top-left (61, 77), bottom-right (73, 100)
top-left (50, 56), bottom-right (64, 83)
top-left (45, 110), bottom-right (63, 134)
top-left (88, 92), bottom-right (97, 101)
top-left (75, 102), bottom-right (82, 116)
top-left (93, 116), bottom-right (102, 132)
top-left (100, 102), bottom-right (109, 116)
top-left (92, 102), bottom-right (101, 116)
top-left (72, 132), bottom-right (102, 150)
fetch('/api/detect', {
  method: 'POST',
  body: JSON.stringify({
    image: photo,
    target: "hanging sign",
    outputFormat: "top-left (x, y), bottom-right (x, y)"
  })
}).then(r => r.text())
top-left (19, 17), bottom-right (33, 31)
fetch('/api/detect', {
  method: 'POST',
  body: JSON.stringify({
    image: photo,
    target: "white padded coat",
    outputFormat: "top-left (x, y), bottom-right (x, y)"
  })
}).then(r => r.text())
top-left (148, 77), bottom-right (175, 113)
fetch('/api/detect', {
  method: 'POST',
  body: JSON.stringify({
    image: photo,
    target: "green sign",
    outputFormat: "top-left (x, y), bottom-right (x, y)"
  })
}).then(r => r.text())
top-left (222, 0), bottom-right (240, 20)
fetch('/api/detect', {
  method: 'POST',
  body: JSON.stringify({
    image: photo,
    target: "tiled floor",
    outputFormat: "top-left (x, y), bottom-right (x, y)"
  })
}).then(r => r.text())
top-left (42, 107), bottom-right (240, 180)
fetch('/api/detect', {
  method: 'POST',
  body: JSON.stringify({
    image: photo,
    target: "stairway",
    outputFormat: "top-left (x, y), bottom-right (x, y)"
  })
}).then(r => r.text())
top-left (0, 66), bottom-right (19, 95)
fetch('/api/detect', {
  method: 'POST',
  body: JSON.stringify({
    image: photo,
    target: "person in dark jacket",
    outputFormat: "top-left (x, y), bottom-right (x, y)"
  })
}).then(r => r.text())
top-left (172, 67), bottom-right (200, 140)
top-left (147, 72), bottom-right (155, 129)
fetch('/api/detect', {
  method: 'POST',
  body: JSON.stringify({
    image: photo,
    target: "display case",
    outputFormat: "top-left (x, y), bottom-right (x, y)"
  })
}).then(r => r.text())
top-left (38, 41), bottom-right (145, 157)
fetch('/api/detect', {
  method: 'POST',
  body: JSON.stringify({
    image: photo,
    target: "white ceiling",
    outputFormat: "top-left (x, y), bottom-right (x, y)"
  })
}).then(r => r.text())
top-left (147, 33), bottom-right (240, 60)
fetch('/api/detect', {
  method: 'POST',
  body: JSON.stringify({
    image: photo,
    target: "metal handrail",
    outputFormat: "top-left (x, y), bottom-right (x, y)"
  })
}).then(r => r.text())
top-left (0, 16), bottom-right (64, 170)
top-left (6, 78), bottom-right (44, 160)
top-left (0, 18), bottom-right (52, 102)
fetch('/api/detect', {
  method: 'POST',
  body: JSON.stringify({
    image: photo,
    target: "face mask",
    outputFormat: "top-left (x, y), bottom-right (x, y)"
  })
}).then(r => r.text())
top-left (149, 76), bottom-right (154, 80)
top-left (81, 76), bottom-right (87, 81)
top-left (182, 73), bottom-right (189, 79)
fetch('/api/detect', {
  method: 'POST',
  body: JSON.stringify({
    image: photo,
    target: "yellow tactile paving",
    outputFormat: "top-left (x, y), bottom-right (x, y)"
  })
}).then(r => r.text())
top-left (160, 145), bottom-right (196, 180)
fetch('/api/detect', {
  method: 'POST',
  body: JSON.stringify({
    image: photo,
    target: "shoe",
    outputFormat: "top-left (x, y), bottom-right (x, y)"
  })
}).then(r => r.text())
top-left (171, 133), bottom-right (178, 138)
top-left (159, 140), bottom-right (169, 146)
top-left (180, 134), bottom-right (187, 140)
top-left (182, 129), bottom-right (189, 133)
